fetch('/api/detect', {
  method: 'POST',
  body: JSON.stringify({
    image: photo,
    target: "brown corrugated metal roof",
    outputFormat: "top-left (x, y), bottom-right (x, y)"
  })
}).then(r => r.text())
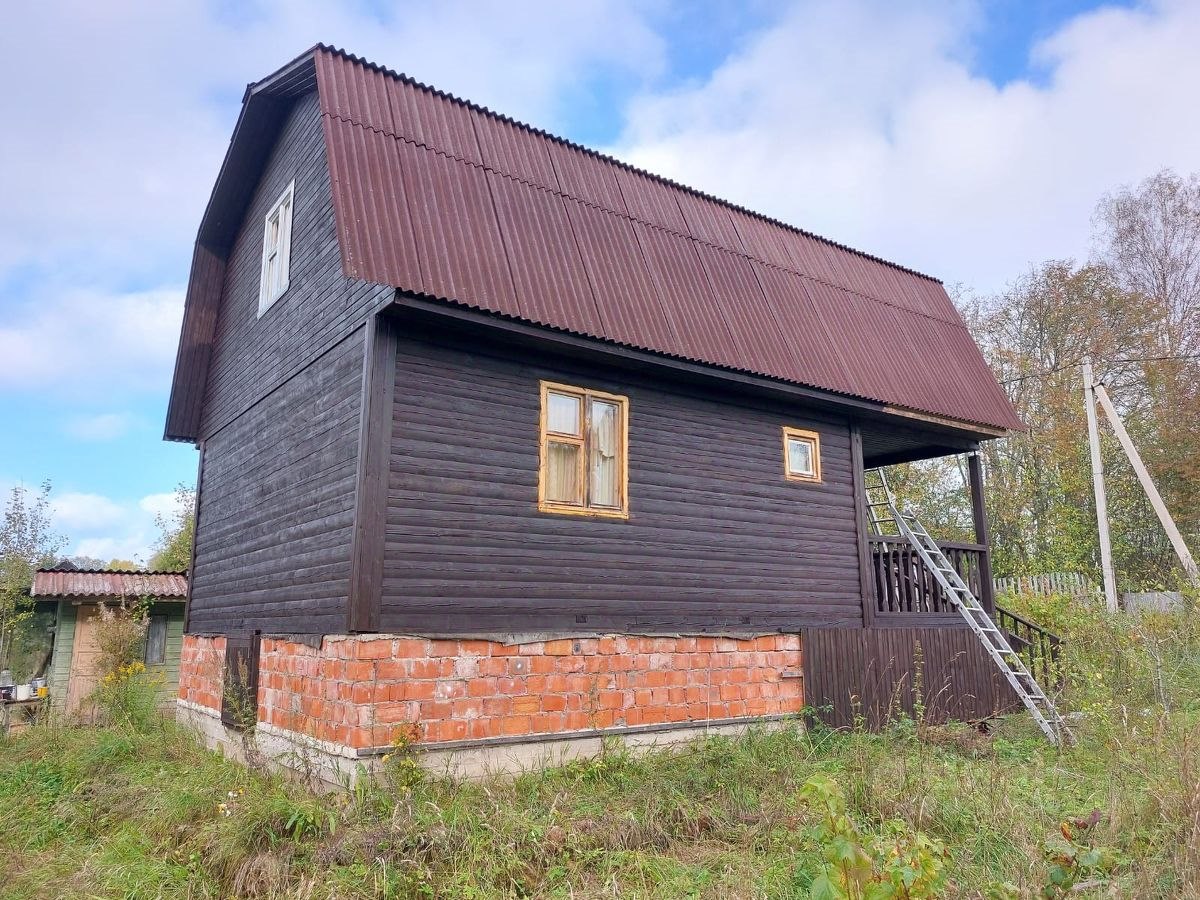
top-left (164, 45), bottom-right (1023, 441)
top-left (311, 47), bottom-right (1022, 432)
top-left (32, 569), bottom-right (188, 599)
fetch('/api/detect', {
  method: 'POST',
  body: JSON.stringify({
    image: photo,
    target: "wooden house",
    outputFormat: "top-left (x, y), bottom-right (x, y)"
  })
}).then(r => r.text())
top-left (166, 46), bottom-right (1051, 775)
top-left (32, 568), bottom-right (188, 718)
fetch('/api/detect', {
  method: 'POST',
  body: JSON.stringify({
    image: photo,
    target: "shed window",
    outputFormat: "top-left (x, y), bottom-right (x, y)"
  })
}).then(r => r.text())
top-left (258, 181), bottom-right (295, 315)
top-left (144, 614), bottom-right (168, 666)
top-left (782, 427), bottom-right (821, 482)
top-left (539, 382), bottom-right (628, 517)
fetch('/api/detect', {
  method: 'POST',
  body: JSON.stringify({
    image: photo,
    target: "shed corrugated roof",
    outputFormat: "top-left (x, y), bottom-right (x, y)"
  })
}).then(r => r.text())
top-left (31, 569), bottom-right (188, 599)
top-left (311, 47), bottom-right (1022, 432)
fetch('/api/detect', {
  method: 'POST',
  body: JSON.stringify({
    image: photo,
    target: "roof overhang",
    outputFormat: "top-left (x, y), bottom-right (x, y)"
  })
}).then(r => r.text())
top-left (164, 50), bottom-right (321, 443)
top-left (388, 292), bottom-right (1011, 456)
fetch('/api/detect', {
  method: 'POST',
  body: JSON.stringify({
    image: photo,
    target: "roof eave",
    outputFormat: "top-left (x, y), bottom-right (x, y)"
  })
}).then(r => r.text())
top-left (389, 292), bottom-right (1018, 441)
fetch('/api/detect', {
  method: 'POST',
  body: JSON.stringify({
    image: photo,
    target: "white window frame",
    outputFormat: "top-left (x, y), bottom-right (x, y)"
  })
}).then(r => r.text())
top-left (258, 180), bottom-right (295, 316)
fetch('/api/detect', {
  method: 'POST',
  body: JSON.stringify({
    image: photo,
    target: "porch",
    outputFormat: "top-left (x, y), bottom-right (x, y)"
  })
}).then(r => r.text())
top-left (805, 453), bottom-right (1065, 728)
top-left (866, 536), bottom-right (1061, 690)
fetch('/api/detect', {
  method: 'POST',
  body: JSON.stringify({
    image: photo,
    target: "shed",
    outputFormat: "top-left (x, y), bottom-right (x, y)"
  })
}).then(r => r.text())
top-left (32, 569), bottom-right (188, 718)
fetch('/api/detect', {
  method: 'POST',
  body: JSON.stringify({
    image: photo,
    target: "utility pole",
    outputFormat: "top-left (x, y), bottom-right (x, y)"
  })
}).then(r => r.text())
top-left (1092, 382), bottom-right (1199, 584)
top-left (1083, 360), bottom-right (1119, 612)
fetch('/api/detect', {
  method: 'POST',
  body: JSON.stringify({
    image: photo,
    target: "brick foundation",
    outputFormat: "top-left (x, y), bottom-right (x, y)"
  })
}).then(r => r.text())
top-left (178, 634), bottom-right (225, 713)
top-left (179, 632), bottom-right (803, 756)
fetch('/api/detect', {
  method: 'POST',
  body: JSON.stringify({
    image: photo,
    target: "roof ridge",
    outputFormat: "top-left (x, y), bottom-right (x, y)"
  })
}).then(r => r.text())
top-left (36, 567), bottom-right (187, 576)
top-left (306, 44), bottom-right (943, 286)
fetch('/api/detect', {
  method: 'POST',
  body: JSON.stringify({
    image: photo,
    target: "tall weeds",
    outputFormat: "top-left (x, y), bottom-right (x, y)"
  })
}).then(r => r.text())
top-left (2, 592), bottom-right (1197, 898)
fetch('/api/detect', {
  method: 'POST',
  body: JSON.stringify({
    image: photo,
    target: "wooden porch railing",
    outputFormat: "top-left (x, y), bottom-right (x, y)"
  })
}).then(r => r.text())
top-left (869, 537), bottom-right (990, 615)
top-left (868, 537), bottom-right (1065, 689)
top-left (994, 604), bottom-right (1064, 689)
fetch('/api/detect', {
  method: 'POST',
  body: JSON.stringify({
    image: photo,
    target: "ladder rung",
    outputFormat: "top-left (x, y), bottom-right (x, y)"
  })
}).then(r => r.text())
top-left (867, 484), bottom-right (1069, 748)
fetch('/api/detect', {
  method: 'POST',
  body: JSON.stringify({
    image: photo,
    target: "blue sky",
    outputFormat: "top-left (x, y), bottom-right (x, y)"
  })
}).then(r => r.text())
top-left (2, 0), bottom-right (1196, 562)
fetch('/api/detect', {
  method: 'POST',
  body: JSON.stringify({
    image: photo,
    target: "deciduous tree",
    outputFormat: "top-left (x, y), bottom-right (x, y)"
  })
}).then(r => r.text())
top-left (147, 484), bottom-right (195, 573)
top-left (0, 482), bottom-right (64, 671)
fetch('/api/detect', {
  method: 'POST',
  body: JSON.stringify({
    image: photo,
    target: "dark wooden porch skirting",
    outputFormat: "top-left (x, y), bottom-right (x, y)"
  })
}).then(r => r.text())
top-left (802, 626), bottom-right (1018, 729)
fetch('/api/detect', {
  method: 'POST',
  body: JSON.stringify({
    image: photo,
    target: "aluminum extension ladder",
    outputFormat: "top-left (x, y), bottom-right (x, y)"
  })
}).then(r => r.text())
top-left (864, 467), bottom-right (1073, 747)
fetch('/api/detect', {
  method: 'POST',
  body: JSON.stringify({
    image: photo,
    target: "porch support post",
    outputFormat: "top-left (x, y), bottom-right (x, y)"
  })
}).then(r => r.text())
top-left (967, 451), bottom-right (996, 616)
top-left (850, 424), bottom-right (875, 627)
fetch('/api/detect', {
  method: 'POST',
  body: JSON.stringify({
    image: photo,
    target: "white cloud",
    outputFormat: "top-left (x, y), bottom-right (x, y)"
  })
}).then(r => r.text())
top-left (51, 493), bottom-right (128, 531)
top-left (44, 489), bottom-right (187, 564)
top-left (0, 0), bottom-right (665, 282)
top-left (0, 287), bottom-right (184, 396)
top-left (63, 412), bottom-right (137, 441)
top-left (75, 535), bottom-right (153, 566)
top-left (138, 491), bottom-right (188, 522)
top-left (0, 0), bottom-right (667, 411)
top-left (612, 0), bottom-right (1200, 293)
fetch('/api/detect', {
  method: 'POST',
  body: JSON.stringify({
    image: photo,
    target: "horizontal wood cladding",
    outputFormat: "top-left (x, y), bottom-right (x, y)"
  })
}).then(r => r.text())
top-left (802, 626), bottom-right (1018, 728)
top-left (382, 332), bottom-right (865, 633)
top-left (198, 89), bottom-right (391, 442)
top-left (188, 329), bottom-right (364, 634)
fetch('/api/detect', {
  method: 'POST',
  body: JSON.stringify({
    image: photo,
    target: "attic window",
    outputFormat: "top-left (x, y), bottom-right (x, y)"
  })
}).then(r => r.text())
top-left (782, 427), bottom-right (821, 483)
top-left (258, 181), bottom-right (295, 315)
top-left (539, 381), bottom-right (629, 518)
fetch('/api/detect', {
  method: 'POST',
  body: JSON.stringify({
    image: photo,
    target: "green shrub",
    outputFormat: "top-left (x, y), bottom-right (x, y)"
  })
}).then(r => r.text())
top-left (799, 773), bottom-right (950, 899)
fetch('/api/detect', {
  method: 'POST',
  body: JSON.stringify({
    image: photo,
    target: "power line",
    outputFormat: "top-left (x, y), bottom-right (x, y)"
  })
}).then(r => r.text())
top-left (998, 353), bottom-right (1200, 386)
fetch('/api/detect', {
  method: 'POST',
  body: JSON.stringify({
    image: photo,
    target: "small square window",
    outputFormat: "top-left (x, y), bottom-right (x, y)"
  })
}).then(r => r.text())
top-left (539, 382), bottom-right (629, 518)
top-left (782, 427), bottom-right (821, 482)
top-left (258, 181), bottom-right (295, 315)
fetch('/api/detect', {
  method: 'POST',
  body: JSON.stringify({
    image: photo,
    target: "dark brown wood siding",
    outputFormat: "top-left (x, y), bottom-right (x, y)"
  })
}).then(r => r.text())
top-left (802, 627), bottom-right (1019, 728)
top-left (381, 330), bottom-right (865, 633)
top-left (198, 90), bottom-right (392, 441)
top-left (188, 89), bottom-right (390, 635)
top-left (189, 330), bottom-right (363, 634)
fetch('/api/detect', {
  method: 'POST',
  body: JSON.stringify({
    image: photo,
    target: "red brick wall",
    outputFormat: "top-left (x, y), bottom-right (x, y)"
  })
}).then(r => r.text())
top-left (178, 634), bottom-right (226, 713)
top-left (257, 634), bottom-right (802, 751)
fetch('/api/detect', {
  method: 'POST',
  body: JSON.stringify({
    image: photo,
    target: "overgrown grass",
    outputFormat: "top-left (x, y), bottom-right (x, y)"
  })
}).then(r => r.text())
top-left (2, 593), bottom-right (1197, 898)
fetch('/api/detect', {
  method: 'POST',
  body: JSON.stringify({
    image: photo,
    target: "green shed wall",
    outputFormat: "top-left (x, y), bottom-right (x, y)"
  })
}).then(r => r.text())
top-left (48, 600), bottom-right (75, 711)
top-left (46, 599), bottom-right (186, 713)
top-left (155, 603), bottom-right (186, 704)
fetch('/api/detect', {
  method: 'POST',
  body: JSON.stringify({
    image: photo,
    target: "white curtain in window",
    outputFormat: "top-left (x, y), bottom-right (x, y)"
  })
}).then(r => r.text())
top-left (546, 440), bottom-right (582, 503)
top-left (546, 391), bottom-right (581, 435)
top-left (589, 399), bottom-right (620, 507)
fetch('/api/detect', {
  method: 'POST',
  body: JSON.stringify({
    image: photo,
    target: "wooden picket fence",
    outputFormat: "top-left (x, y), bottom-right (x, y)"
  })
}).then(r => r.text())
top-left (993, 572), bottom-right (1100, 599)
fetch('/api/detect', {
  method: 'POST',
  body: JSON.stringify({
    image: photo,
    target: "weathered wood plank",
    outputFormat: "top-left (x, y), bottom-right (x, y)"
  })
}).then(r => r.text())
top-left (803, 626), bottom-right (1019, 728)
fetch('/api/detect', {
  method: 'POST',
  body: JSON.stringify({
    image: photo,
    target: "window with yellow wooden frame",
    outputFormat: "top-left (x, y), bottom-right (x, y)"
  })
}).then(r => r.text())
top-left (782, 426), bottom-right (821, 483)
top-left (539, 381), bottom-right (629, 518)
